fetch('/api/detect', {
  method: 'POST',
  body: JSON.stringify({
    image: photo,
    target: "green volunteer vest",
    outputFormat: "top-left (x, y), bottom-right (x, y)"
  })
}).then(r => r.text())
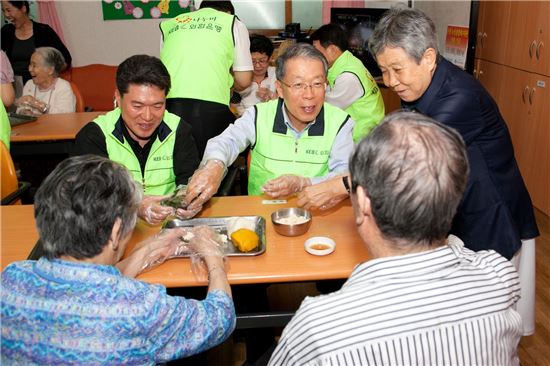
top-left (249, 99), bottom-right (350, 196)
top-left (160, 8), bottom-right (235, 105)
top-left (0, 103), bottom-right (10, 150)
top-left (328, 50), bottom-right (385, 142)
top-left (93, 109), bottom-right (179, 195)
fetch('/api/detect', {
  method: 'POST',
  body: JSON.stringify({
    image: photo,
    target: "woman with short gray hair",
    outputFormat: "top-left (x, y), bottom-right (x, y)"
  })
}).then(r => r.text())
top-left (370, 7), bottom-right (539, 336)
top-left (15, 46), bottom-right (75, 115)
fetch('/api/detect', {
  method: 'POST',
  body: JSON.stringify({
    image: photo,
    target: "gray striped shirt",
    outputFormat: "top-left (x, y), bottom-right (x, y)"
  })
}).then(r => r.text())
top-left (269, 237), bottom-right (522, 366)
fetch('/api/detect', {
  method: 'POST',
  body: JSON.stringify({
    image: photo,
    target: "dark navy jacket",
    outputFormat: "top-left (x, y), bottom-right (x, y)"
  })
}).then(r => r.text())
top-left (402, 58), bottom-right (539, 259)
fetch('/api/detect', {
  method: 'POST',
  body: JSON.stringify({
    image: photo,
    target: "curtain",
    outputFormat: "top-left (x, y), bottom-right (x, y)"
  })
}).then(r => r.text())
top-left (322, 0), bottom-right (364, 24)
top-left (37, 0), bottom-right (66, 44)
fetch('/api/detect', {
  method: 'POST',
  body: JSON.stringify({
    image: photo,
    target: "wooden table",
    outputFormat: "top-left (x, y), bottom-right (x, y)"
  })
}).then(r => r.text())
top-left (1, 196), bottom-right (370, 286)
top-left (131, 196), bottom-right (369, 287)
top-left (9, 112), bottom-right (103, 156)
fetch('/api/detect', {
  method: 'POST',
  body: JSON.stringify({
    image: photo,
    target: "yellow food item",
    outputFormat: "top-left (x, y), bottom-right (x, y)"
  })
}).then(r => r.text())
top-left (231, 228), bottom-right (259, 253)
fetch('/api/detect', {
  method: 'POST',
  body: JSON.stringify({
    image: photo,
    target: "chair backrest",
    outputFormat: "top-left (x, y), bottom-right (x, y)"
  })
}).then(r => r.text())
top-left (69, 81), bottom-right (85, 112)
top-left (70, 64), bottom-right (117, 111)
top-left (1, 141), bottom-right (20, 202)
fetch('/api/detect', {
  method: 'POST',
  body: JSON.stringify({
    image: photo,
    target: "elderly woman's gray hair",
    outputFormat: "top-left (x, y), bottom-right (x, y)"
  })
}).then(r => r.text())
top-left (34, 47), bottom-right (67, 77)
top-left (369, 8), bottom-right (439, 63)
top-left (350, 111), bottom-right (468, 248)
top-left (275, 43), bottom-right (328, 81)
top-left (34, 155), bottom-right (142, 260)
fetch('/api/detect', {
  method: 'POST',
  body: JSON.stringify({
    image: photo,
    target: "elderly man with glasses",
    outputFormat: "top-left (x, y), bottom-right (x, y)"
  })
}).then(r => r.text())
top-left (183, 43), bottom-right (354, 214)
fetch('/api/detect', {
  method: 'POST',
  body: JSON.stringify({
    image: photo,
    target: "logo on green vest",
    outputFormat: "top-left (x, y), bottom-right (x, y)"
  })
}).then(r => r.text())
top-left (153, 156), bottom-right (173, 162)
top-left (305, 149), bottom-right (330, 156)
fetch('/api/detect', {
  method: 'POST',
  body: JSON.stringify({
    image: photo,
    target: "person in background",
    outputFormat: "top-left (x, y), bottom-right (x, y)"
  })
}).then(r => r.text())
top-left (1, 50), bottom-right (15, 107)
top-left (184, 43), bottom-right (354, 214)
top-left (73, 55), bottom-right (200, 225)
top-left (1, 154), bottom-right (235, 364)
top-left (1, 1), bottom-right (71, 85)
top-left (311, 23), bottom-right (385, 142)
top-left (160, 0), bottom-right (253, 156)
top-left (237, 34), bottom-right (278, 112)
top-left (15, 47), bottom-right (75, 115)
top-left (269, 111), bottom-right (523, 366)
top-left (370, 8), bottom-right (538, 335)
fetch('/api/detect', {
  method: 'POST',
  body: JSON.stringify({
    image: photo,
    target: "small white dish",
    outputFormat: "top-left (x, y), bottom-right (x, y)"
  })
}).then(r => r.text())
top-left (304, 236), bottom-right (336, 256)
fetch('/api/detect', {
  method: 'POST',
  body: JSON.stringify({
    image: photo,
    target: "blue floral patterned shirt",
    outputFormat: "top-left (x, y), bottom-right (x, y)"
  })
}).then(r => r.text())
top-left (1, 257), bottom-right (235, 365)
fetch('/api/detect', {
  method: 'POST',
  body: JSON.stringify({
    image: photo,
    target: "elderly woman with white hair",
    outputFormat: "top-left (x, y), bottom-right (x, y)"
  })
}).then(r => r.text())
top-left (15, 46), bottom-right (75, 115)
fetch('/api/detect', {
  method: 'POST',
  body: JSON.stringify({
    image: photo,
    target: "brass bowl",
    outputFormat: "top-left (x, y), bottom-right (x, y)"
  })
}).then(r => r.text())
top-left (271, 207), bottom-right (312, 237)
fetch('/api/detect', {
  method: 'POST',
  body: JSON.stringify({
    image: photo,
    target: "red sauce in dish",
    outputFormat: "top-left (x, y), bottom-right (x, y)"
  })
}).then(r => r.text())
top-left (310, 243), bottom-right (330, 250)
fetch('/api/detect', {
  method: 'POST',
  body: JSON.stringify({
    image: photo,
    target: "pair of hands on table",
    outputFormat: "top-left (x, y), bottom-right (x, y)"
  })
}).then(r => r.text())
top-left (15, 95), bottom-right (48, 116)
top-left (139, 161), bottom-right (351, 225)
top-left (116, 225), bottom-right (227, 282)
top-left (296, 174), bottom-right (350, 211)
top-left (183, 160), bottom-right (314, 209)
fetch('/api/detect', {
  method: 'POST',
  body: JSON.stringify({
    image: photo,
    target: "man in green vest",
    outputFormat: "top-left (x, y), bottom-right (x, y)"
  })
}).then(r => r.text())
top-left (184, 43), bottom-right (355, 214)
top-left (160, 0), bottom-right (253, 156)
top-left (73, 55), bottom-right (199, 225)
top-left (311, 23), bottom-right (385, 142)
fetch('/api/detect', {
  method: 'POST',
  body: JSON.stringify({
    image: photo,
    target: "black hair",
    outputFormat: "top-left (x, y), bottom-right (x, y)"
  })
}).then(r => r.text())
top-left (7, 1), bottom-right (30, 14)
top-left (199, 0), bottom-right (234, 15)
top-left (116, 54), bottom-right (171, 96)
top-left (310, 23), bottom-right (348, 51)
top-left (250, 34), bottom-right (274, 57)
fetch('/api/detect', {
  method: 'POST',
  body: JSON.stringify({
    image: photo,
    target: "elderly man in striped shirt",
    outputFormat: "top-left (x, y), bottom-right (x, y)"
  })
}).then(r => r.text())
top-left (269, 111), bottom-right (523, 366)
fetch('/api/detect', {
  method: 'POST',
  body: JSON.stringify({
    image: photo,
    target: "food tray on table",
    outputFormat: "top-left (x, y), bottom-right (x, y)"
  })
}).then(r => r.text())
top-left (162, 216), bottom-right (266, 256)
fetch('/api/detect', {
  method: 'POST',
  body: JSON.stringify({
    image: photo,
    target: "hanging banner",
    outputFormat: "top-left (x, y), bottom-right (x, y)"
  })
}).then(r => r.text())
top-left (102, 0), bottom-right (193, 20)
top-left (444, 25), bottom-right (469, 69)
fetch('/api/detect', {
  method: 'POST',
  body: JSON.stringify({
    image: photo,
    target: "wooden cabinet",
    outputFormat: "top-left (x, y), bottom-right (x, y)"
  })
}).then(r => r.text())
top-left (478, 61), bottom-right (549, 214)
top-left (475, 1), bottom-right (511, 64)
top-left (506, 2), bottom-right (550, 76)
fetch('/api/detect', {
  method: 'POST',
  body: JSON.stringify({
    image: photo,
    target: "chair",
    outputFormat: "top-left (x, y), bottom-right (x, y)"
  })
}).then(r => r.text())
top-left (70, 64), bottom-right (117, 111)
top-left (69, 81), bottom-right (85, 112)
top-left (1, 141), bottom-right (30, 205)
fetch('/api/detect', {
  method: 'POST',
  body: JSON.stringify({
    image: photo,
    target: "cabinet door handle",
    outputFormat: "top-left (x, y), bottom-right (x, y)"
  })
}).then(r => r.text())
top-left (481, 32), bottom-right (487, 48)
top-left (536, 41), bottom-right (544, 60)
top-left (529, 41), bottom-right (537, 59)
top-left (522, 86), bottom-right (529, 104)
top-left (529, 88), bottom-right (535, 105)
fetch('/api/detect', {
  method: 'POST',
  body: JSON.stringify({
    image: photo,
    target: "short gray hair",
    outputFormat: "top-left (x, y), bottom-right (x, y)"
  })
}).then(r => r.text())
top-left (35, 155), bottom-right (142, 260)
top-left (369, 8), bottom-right (439, 63)
top-left (34, 47), bottom-right (66, 77)
top-left (275, 43), bottom-right (328, 81)
top-left (350, 111), bottom-right (469, 249)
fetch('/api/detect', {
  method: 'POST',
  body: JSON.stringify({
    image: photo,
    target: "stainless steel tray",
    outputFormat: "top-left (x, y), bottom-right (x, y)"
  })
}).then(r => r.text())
top-left (163, 216), bottom-right (266, 256)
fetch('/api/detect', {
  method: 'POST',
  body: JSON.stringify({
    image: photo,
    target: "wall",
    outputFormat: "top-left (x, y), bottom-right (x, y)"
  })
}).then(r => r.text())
top-left (55, 1), bottom-right (471, 67)
top-left (413, 1), bottom-right (471, 51)
top-left (56, 1), bottom-right (162, 66)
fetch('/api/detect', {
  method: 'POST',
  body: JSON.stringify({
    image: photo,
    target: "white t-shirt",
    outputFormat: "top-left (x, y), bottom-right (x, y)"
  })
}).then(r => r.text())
top-left (238, 66), bottom-right (276, 109)
top-left (18, 77), bottom-right (75, 114)
top-left (232, 18), bottom-right (253, 72)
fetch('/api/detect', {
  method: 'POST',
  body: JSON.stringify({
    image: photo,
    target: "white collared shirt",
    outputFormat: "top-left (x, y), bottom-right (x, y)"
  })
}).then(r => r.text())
top-left (269, 236), bottom-right (522, 366)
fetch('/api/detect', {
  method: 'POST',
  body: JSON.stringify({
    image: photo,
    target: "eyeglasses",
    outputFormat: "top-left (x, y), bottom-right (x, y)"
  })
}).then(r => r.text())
top-left (279, 80), bottom-right (326, 92)
top-left (252, 58), bottom-right (269, 65)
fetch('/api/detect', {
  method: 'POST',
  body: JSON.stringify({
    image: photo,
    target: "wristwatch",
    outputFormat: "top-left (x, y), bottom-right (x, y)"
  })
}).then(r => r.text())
top-left (342, 176), bottom-right (351, 195)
